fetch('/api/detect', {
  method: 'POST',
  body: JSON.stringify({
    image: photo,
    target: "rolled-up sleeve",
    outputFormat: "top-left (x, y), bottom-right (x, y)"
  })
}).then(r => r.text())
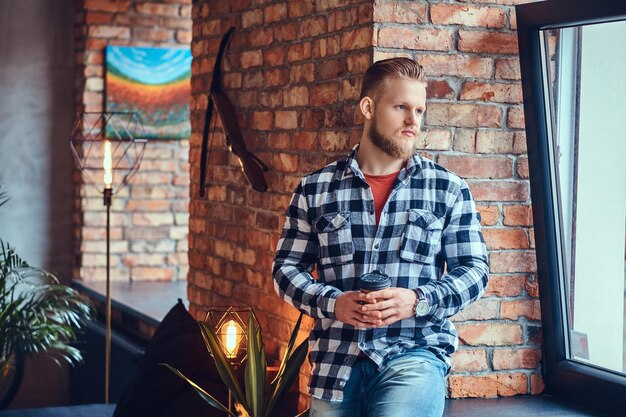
top-left (418, 181), bottom-right (489, 321)
top-left (272, 180), bottom-right (342, 319)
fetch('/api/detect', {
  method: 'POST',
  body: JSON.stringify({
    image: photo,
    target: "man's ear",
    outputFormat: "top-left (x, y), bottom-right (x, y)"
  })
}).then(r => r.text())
top-left (359, 96), bottom-right (374, 120)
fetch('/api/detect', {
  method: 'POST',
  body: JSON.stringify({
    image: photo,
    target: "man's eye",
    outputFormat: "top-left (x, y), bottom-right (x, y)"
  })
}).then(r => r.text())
top-left (416, 109), bottom-right (424, 115)
top-left (396, 105), bottom-right (405, 110)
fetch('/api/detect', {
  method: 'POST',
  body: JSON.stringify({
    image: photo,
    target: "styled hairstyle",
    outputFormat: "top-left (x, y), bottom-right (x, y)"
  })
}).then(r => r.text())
top-left (359, 57), bottom-right (427, 100)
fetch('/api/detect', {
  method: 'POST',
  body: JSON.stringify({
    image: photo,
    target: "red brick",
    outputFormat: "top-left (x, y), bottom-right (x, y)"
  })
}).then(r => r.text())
top-left (88, 25), bottom-right (130, 39)
top-left (457, 322), bottom-right (523, 346)
top-left (288, 0), bottom-right (315, 18)
top-left (430, 4), bottom-right (506, 28)
top-left (427, 80), bottom-right (455, 99)
top-left (525, 276), bottom-right (540, 297)
top-left (483, 228), bottom-right (529, 250)
top-left (374, 0), bottom-right (427, 24)
top-left (85, 0), bottom-right (130, 12)
top-left (346, 53), bottom-right (371, 73)
top-left (503, 204), bottom-right (533, 226)
top-left (249, 27), bottom-right (273, 47)
top-left (126, 200), bottom-right (171, 211)
top-left (275, 111), bottom-right (298, 130)
top-left (265, 68), bottom-right (289, 87)
top-left (274, 22), bottom-right (298, 42)
top-left (86, 11), bottom-right (114, 24)
top-left (496, 58), bottom-right (521, 80)
top-left (516, 156), bottom-right (529, 178)
top-left (378, 27), bottom-right (453, 51)
top-left (133, 28), bottom-right (173, 42)
top-left (311, 82), bottom-right (339, 105)
top-left (450, 373), bottom-right (528, 398)
top-left (452, 299), bottom-right (499, 321)
top-left (461, 82), bottom-right (522, 103)
top-left (288, 42), bottom-right (312, 63)
top-left (313, 36), bottom-right (341, 59)
top-left (240, 50), bottom-right (263, 68)
top-left (342, 27), bottom-right (374, 50)
top-left (258, 90), bottom-right (283, 108)
top-left (131, 267), bottom-right (174, 281)
top-left (328, 8), bottom-right (358, 32)
top-left (264, 3), bottom-right (287, 23)
top-left (176, 30), bottom-right (192, 44)
top-left (135, 2), bottom-right (179, 16)
top-left (299, 16), bottom-right (327, 38)
top-left (320, 131), bottom-right (350, 152)
top-left (477, 204), bottom-right (499, 225)
top-left (489, 251), bottom-right (537, 273)
top-left (451, 349), bottom-right (488, 372)
top-left (290, 63), bottom-right (315, 83)
top-left (242, 9), bottom-right (263, 28)
top-left (416, 53), bottom-right (493, 78)
top-left (459, 0), bottom-right (531, 4)
top-left (162, 16), bottom-right (191, 30)
top-left (265, 47), bottom-right (286, 66)
top-left (273, 153), bottom-right (299, 173)
top-left (458, 30), bottom-right (519, 54)
top-left (426, 103), bottom-right (502, 128)
top-left (485, 275), bottom-right (527, 297)
top-left (252, 111), bottom-right (273, 131)
top-left (476, 130), bottom-right (515, 153)
top-left (468, 180), bottom-right (529, 202)
top-left (531, 373), bottom-right (545, 394)
top-left (293, 131), bottom-right (319, 151)
top-left (284, 86), bottom-right (310, 107)
top-left (438, 155), bottom-right (512, 179)
top-left (315, 58), bottom-right (347, 80)
top-left (493, 348), bottom-right (542, 370)
top-left (507, 107), bottom-right (525, 129)
top-left (501, 299), bottom-right (541, 320)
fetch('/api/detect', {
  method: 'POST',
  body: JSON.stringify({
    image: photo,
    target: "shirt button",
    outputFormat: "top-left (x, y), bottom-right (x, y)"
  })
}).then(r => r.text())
top-left (369, 210), bottom-right (374, 215)
top-left (374, 243), bottom-right (380, 249)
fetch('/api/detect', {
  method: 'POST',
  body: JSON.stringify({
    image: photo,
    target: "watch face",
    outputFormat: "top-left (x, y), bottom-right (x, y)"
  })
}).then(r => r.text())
top-left (416, 300), bottom-right (429, 316)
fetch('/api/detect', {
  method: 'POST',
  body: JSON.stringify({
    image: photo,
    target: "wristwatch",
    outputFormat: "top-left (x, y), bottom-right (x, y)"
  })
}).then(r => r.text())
top-left (413, 289), bottom-right (429, 317)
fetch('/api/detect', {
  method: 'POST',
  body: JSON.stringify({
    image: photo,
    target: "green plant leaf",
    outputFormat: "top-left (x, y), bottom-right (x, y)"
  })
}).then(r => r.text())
top-left (245, 313), bottom-right (265, 417)
top-left (198, 320), bottom-right (250, 416)
top-left (272, 312), bottom-right (303, 385)
top-left (161, 363), bottom-right (236, 417)
top-left (265, 338), bottom-right (308, 417)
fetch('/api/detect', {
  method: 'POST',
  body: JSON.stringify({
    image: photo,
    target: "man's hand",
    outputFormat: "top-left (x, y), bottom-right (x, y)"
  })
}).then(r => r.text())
top-left (360, 287), bottom-right (417, 326)
top-left (334, 291), bottom-right (379, 328)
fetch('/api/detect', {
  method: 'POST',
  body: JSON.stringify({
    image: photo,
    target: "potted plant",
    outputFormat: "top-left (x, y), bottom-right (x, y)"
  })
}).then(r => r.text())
top-left (0, 185), bottom-right (94, 409)
top-left (163, 312), bottom-right (309, 417)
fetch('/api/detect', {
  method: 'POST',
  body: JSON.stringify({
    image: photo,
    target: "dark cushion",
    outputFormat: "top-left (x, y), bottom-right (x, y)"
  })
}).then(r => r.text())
top-left (113, 300), bottom-right (228, 417)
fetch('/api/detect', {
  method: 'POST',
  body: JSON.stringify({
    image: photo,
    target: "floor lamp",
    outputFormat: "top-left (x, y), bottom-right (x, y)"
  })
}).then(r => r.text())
top-left (69, 112), bottom-right (146, 403)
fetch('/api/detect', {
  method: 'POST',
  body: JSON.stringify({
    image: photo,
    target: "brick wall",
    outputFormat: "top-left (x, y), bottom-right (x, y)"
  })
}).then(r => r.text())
top-left (73, 0), bottom-right (192, 283)
top-left (189, 0), bottom-right (541, 410)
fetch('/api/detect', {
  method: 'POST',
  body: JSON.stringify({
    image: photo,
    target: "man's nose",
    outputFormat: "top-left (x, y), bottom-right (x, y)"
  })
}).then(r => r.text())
top-left (405, 112), bottom-right (419, 126)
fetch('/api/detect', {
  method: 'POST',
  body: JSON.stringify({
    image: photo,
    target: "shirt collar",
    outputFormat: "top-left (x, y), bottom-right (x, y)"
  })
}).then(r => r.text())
top-left (343, 144), bottom-right (423, 182)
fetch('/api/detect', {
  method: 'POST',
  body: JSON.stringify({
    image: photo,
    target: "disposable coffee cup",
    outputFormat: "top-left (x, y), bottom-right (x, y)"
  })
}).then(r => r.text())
top-left (358, 271), bottom-right (391, 294)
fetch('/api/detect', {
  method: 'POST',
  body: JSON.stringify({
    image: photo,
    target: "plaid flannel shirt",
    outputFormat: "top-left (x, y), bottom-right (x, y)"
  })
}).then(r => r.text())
top-left (272, 144), bottom-right (489, 402)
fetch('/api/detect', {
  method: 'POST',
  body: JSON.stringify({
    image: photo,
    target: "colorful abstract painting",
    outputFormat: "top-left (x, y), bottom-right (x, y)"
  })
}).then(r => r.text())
top-left (105, 46), bottom-right (192, 140)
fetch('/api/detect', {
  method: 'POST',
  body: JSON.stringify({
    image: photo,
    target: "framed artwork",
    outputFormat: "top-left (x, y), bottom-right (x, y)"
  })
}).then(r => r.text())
top-left (105, 46), bottom-right (192, 140)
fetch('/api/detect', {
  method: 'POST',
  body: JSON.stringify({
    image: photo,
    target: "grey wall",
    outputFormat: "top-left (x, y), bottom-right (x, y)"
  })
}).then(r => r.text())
top-left (0, 0), bottom-right (75, 281)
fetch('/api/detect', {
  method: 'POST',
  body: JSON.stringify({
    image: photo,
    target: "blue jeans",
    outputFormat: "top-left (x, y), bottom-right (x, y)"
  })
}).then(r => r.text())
top-left (310, 349), bottom-right (446, 417)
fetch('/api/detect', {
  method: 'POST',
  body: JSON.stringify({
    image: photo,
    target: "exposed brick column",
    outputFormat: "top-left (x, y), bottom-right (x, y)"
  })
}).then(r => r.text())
top-left (73, 0), bottom-right (192, 283)
top-left (190, 0), bottom-right (540, 410)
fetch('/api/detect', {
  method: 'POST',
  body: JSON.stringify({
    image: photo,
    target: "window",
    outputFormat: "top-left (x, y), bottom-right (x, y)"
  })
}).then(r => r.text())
top-left (516, 0), bottom-right (626, 413)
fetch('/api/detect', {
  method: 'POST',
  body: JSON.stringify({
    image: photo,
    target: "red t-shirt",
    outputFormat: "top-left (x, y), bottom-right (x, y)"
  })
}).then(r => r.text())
top-left (364, 170), bottom-right (401, 224)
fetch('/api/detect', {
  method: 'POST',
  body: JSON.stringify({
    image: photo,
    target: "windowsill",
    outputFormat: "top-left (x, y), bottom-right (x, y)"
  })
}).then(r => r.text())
top-left (72, 280), bottom-right (188, 340)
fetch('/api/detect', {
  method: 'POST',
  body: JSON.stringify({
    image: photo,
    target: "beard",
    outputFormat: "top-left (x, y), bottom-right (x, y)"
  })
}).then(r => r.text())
top-left (369, 118), bottom-right (416, 160)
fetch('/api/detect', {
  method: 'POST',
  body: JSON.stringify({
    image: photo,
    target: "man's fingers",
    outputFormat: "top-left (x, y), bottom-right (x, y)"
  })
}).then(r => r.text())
top-left (365, 288), bottom-right (394, 300)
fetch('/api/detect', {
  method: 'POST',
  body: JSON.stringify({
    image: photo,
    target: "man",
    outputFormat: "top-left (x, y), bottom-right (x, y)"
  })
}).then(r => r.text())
top-left (272, 58), bottom-right (489, 417)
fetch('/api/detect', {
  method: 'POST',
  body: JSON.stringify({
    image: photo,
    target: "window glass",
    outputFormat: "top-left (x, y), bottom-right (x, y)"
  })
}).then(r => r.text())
top-left (542, 20), bottom-right (626, 374)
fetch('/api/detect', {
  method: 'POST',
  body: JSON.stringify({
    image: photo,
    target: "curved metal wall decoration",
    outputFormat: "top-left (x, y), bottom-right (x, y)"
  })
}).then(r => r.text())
top-left (199, 27), bottom-right (269, 197)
